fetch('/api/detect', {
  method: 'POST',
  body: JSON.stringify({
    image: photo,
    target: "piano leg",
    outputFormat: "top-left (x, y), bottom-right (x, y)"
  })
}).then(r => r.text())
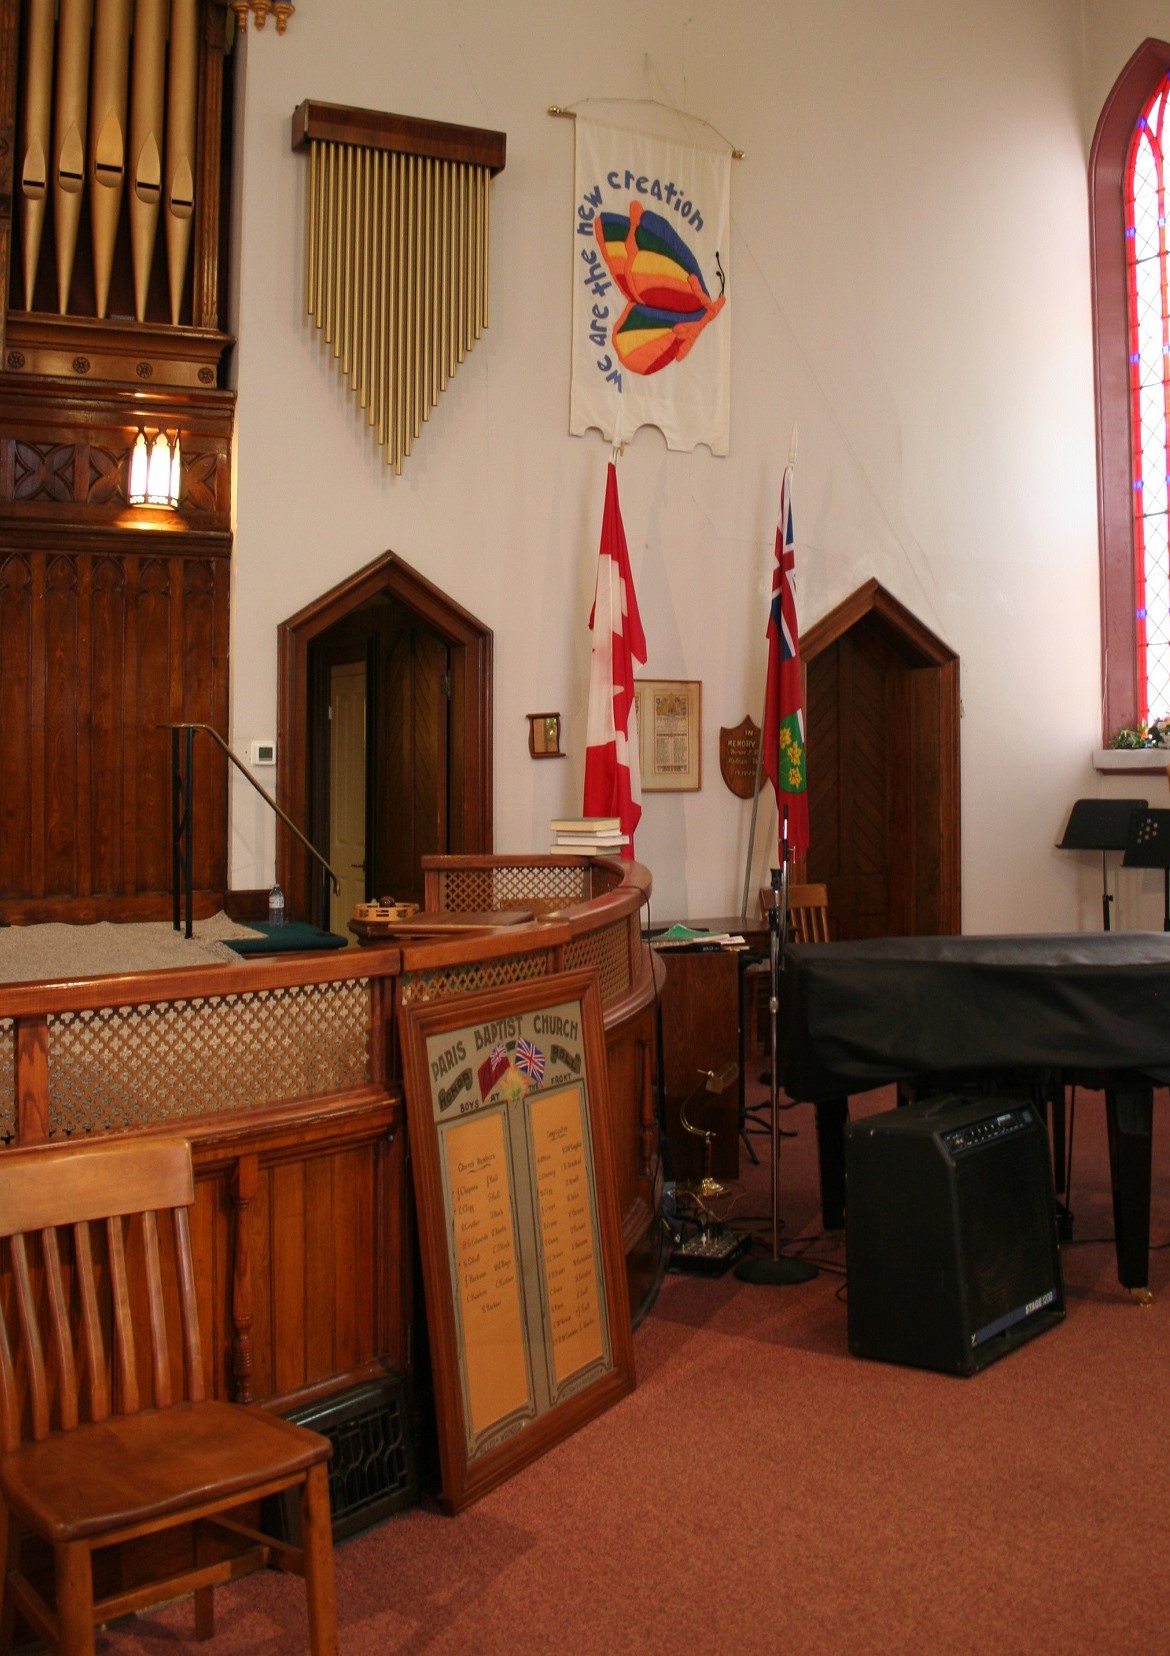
top-left (1104, 1084), bottom-right (1154, 1302)
top-left (815, 1098), bottom-right (849, 1231)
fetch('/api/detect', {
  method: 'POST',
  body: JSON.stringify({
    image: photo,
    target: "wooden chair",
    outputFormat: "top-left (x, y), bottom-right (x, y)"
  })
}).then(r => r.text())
top-left (742, 881), bottom-right (833, 1151)
top-left (784, 882), bottom-right (831, 943)
top-left (0, 1136), bottom-right (337, 1656)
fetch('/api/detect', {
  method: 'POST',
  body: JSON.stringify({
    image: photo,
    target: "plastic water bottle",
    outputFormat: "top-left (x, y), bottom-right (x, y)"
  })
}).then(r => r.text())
top-left (268, 883), bottom-right (285, 927)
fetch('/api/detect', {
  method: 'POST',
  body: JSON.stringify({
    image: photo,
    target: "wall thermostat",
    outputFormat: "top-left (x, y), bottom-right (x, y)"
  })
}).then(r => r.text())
top-left (250, 739), bottom-right (276, 767)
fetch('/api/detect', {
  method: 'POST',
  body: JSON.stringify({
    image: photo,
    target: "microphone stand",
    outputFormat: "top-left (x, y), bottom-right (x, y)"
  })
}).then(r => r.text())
top-left (735, 810), bottom-right (817, 1285)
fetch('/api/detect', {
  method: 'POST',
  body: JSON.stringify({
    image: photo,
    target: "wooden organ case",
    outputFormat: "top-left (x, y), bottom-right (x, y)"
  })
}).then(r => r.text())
top-left (0, 0), bottom-right (234, 924)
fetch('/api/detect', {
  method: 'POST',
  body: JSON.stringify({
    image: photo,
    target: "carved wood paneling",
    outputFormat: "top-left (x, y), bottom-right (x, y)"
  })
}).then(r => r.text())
top-left (0, 371), bottom-right (233, 922)
top-left (0, 542), bottom-right (229, 921)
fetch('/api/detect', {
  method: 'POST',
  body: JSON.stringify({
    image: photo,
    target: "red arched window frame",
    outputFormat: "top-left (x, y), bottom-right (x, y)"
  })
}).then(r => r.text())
top-left (1091, 38), bottom-right (1170, 739)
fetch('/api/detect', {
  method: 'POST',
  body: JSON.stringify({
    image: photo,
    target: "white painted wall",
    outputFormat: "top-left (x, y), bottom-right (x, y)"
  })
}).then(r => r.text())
top-left (223, 0), bottom-right (1166, 932)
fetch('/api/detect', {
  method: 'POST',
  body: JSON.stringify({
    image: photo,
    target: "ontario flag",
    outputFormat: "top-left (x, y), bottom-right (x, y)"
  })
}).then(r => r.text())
top-left (762, 463), bottom-right (810, 858)
top-left (583, 462), bottom-right (647, 858)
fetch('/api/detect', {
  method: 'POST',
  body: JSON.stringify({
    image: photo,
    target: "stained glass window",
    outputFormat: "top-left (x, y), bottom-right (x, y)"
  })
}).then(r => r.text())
top-left (1126, 75), bottom-right (1170, 722)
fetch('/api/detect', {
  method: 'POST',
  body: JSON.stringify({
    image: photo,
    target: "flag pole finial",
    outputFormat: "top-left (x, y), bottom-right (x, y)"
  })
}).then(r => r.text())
top-left (788, 422), bottom-right (799, 468)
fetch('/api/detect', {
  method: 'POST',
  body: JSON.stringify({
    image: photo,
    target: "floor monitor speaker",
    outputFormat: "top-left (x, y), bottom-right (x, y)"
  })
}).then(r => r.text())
top-left (845, 1095), bottom-right (1064, 1375)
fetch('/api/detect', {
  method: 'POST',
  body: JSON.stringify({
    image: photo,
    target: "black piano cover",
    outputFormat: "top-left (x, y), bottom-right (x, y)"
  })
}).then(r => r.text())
top-left (779, 931), bottom-right (1170, 1101)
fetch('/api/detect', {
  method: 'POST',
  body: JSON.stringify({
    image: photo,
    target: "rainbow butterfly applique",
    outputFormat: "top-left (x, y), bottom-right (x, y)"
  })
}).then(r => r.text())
top-left (594, 199), bottom-right (726, 376)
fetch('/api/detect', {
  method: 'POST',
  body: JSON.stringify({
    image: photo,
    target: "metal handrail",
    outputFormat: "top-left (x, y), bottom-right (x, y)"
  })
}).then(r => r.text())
top-left (165, 722), bottom-right (340, 937)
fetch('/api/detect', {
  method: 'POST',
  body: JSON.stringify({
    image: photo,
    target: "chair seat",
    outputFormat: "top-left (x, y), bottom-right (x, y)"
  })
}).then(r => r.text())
top-left (0, 1400), bottom-right (330, 1544)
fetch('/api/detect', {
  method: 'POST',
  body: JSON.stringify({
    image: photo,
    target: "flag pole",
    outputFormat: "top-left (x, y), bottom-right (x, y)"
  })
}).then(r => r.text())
top-left (735, 805), bottom-right (817, 1286)
top-left (740, 683), bottom-right (771, 920)
top-left (740, 424), bottom-right (799, 920)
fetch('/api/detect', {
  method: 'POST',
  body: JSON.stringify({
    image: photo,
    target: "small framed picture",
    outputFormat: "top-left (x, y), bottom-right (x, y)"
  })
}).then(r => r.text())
top-left (635, 679), bottom-right (701, 792)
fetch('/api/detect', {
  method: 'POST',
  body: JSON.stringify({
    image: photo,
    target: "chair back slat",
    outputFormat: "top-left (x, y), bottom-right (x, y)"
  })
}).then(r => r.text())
top-left (172, 1207), bottom-right (206, 1403)
top-left (73, 1219), bottom-right (111, 1421)
top-left (141, 1209), bottom-right (173, 1409)
top-left (105, 1214), bottom-right (140, 1415)
top-left (40, 1227), bottom-right (80, 1432)
top-left (9, 1234), bottom-right (51, 1442)
top-left (0, 1288), bottom-right (19, 1452)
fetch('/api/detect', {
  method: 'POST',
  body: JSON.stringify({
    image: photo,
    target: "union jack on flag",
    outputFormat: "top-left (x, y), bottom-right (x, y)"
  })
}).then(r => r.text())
top-left (515, 1039), bottom-right (546, 1086)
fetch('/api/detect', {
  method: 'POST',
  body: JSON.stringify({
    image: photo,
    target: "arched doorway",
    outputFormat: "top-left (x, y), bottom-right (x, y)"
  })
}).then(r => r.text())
top-left (277, 553), bottom-right (493, 926)
top-left (802, 580), bottom-right (960, 940)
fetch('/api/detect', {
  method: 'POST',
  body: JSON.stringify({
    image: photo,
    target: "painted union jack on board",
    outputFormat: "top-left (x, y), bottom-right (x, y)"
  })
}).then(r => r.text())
top-left (514, 1039), bottom-right (546, 1086)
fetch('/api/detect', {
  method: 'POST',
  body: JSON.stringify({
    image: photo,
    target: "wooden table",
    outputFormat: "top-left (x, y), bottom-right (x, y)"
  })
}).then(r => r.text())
top-left (650, 917), bottom-right (766, 1182)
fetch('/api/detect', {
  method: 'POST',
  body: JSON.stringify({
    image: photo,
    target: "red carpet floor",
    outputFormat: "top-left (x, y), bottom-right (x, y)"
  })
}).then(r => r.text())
top-left (94, 1084), bottom-right (1170, 1654)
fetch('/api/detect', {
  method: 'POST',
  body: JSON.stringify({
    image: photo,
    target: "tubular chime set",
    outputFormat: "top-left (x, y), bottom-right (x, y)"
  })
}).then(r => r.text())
top-left (17, 0), bottom-right (200, 323)
top-left (292, 100), bottom-right (507, 473)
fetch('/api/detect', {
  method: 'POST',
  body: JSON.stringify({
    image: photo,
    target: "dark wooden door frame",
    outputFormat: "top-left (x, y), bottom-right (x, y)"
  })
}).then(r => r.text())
top-left (277, 552), bottom-right (493, 921)
top-left (802, 578), bottom-right (961, 935)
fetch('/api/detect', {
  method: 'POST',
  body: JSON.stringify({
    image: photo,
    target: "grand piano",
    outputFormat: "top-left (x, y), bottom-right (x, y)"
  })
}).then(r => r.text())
top-left (779, 930), bottom-right (1169, 1296)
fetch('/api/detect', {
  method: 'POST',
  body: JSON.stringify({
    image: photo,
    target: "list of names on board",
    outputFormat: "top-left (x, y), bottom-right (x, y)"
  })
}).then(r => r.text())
top-left (445, 1108), bottom-right (533, 1440)
top-left (531, 1085), bottom-right (604, 1388)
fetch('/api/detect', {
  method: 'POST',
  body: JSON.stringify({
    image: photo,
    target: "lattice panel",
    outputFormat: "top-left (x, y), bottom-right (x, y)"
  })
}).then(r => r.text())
top-left (399, 952), bottom-right (550, 1009)
top-left (436, 868), bottom-right (494, 911)
top-left (46, 981), bottom-right (372, 1137)
top-left (564, 921), bottom-right (632, 1005)
top-left (0, 1020), bottom-right (14, 1142)
top-left (440, 864), bottom-right (591, 913)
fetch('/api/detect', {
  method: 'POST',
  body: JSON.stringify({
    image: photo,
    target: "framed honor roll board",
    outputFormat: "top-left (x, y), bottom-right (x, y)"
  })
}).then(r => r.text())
top-left (398, 969), bottom-right (635, 1513)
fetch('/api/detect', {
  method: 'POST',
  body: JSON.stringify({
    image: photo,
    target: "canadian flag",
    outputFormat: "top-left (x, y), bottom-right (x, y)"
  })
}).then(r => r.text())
top-left (583, 462), bottom-right (647, 858)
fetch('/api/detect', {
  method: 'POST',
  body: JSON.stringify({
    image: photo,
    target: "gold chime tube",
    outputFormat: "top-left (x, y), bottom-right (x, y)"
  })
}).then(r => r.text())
top-left (437, 160), bottom-right (450, 395)
top-left (376, 149), bottom-right (391, 449)
top-left (53, 0), bottom-right (94, 315)
top-left (165, 0), bottom-right (199, 325)
top-left (307, 140), bottom-right (320, 317)
top-left (322, 140), bottom-right (336, 342)
top-left (482, 170), bottom-right (491, 335)
top-left (129, 0), bottom-right (167, 321)
top-left (90, 0), bottom-right (132, 320)
top-left (340, 142), bottom-right (354, 372)
top-left (19, 0), bottom-right (56, 310)
top-left (394, 150), bottom-right (407, 467)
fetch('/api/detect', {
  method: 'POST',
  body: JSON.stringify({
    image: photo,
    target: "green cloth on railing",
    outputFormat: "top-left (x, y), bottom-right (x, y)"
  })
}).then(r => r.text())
top-left (224, 922), bottom-right (349, 955)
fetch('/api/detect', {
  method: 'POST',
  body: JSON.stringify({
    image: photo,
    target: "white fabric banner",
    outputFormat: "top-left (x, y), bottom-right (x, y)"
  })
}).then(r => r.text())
top-left (570, 117), bottom-right (731, 456)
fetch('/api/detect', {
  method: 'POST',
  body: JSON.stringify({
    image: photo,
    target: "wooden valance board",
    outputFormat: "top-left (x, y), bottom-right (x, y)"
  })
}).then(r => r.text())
top-left (398, 968), bottom-right (634, 1513)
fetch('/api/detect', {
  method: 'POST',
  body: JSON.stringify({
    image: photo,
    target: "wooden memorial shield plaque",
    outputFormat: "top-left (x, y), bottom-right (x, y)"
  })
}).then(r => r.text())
top-left (720, 716), bottom-right (760, 798)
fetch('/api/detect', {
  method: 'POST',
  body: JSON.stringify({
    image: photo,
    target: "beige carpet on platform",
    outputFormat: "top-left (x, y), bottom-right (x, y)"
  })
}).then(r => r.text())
top-left (0, 914), bottom-right (262, 985)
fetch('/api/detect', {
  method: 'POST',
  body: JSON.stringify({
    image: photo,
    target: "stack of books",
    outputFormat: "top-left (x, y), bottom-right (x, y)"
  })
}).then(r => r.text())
top-left (550, 816), bottom-right (630, 852)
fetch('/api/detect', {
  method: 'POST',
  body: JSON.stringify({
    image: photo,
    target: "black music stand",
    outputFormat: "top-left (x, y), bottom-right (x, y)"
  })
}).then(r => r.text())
top-left (1058, 798), bottom-right (1147, 930)
top-left (1123, 807), bottom-right (1170, 931)
top-left (734, 851), bottom-right (817, 1287)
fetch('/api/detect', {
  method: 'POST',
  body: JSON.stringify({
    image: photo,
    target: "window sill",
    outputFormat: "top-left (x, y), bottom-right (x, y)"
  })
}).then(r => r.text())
top-left (1092, 747), bottom-right (1170, 772)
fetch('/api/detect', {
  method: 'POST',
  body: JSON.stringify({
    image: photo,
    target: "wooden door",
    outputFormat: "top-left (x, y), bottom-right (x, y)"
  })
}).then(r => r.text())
top-left (376, 615), bottom-right (449, 905)
top-left (329, 660), bottom-right (367, 937)
top-left (806, 618), bottom-right (912, 938)
top-left (802, 582), bottom-right (960, 942)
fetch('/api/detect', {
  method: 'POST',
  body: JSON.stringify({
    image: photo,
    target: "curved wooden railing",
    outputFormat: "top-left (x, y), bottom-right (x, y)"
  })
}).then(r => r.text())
top-left (0, 855), bottom-right (662, 1416)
